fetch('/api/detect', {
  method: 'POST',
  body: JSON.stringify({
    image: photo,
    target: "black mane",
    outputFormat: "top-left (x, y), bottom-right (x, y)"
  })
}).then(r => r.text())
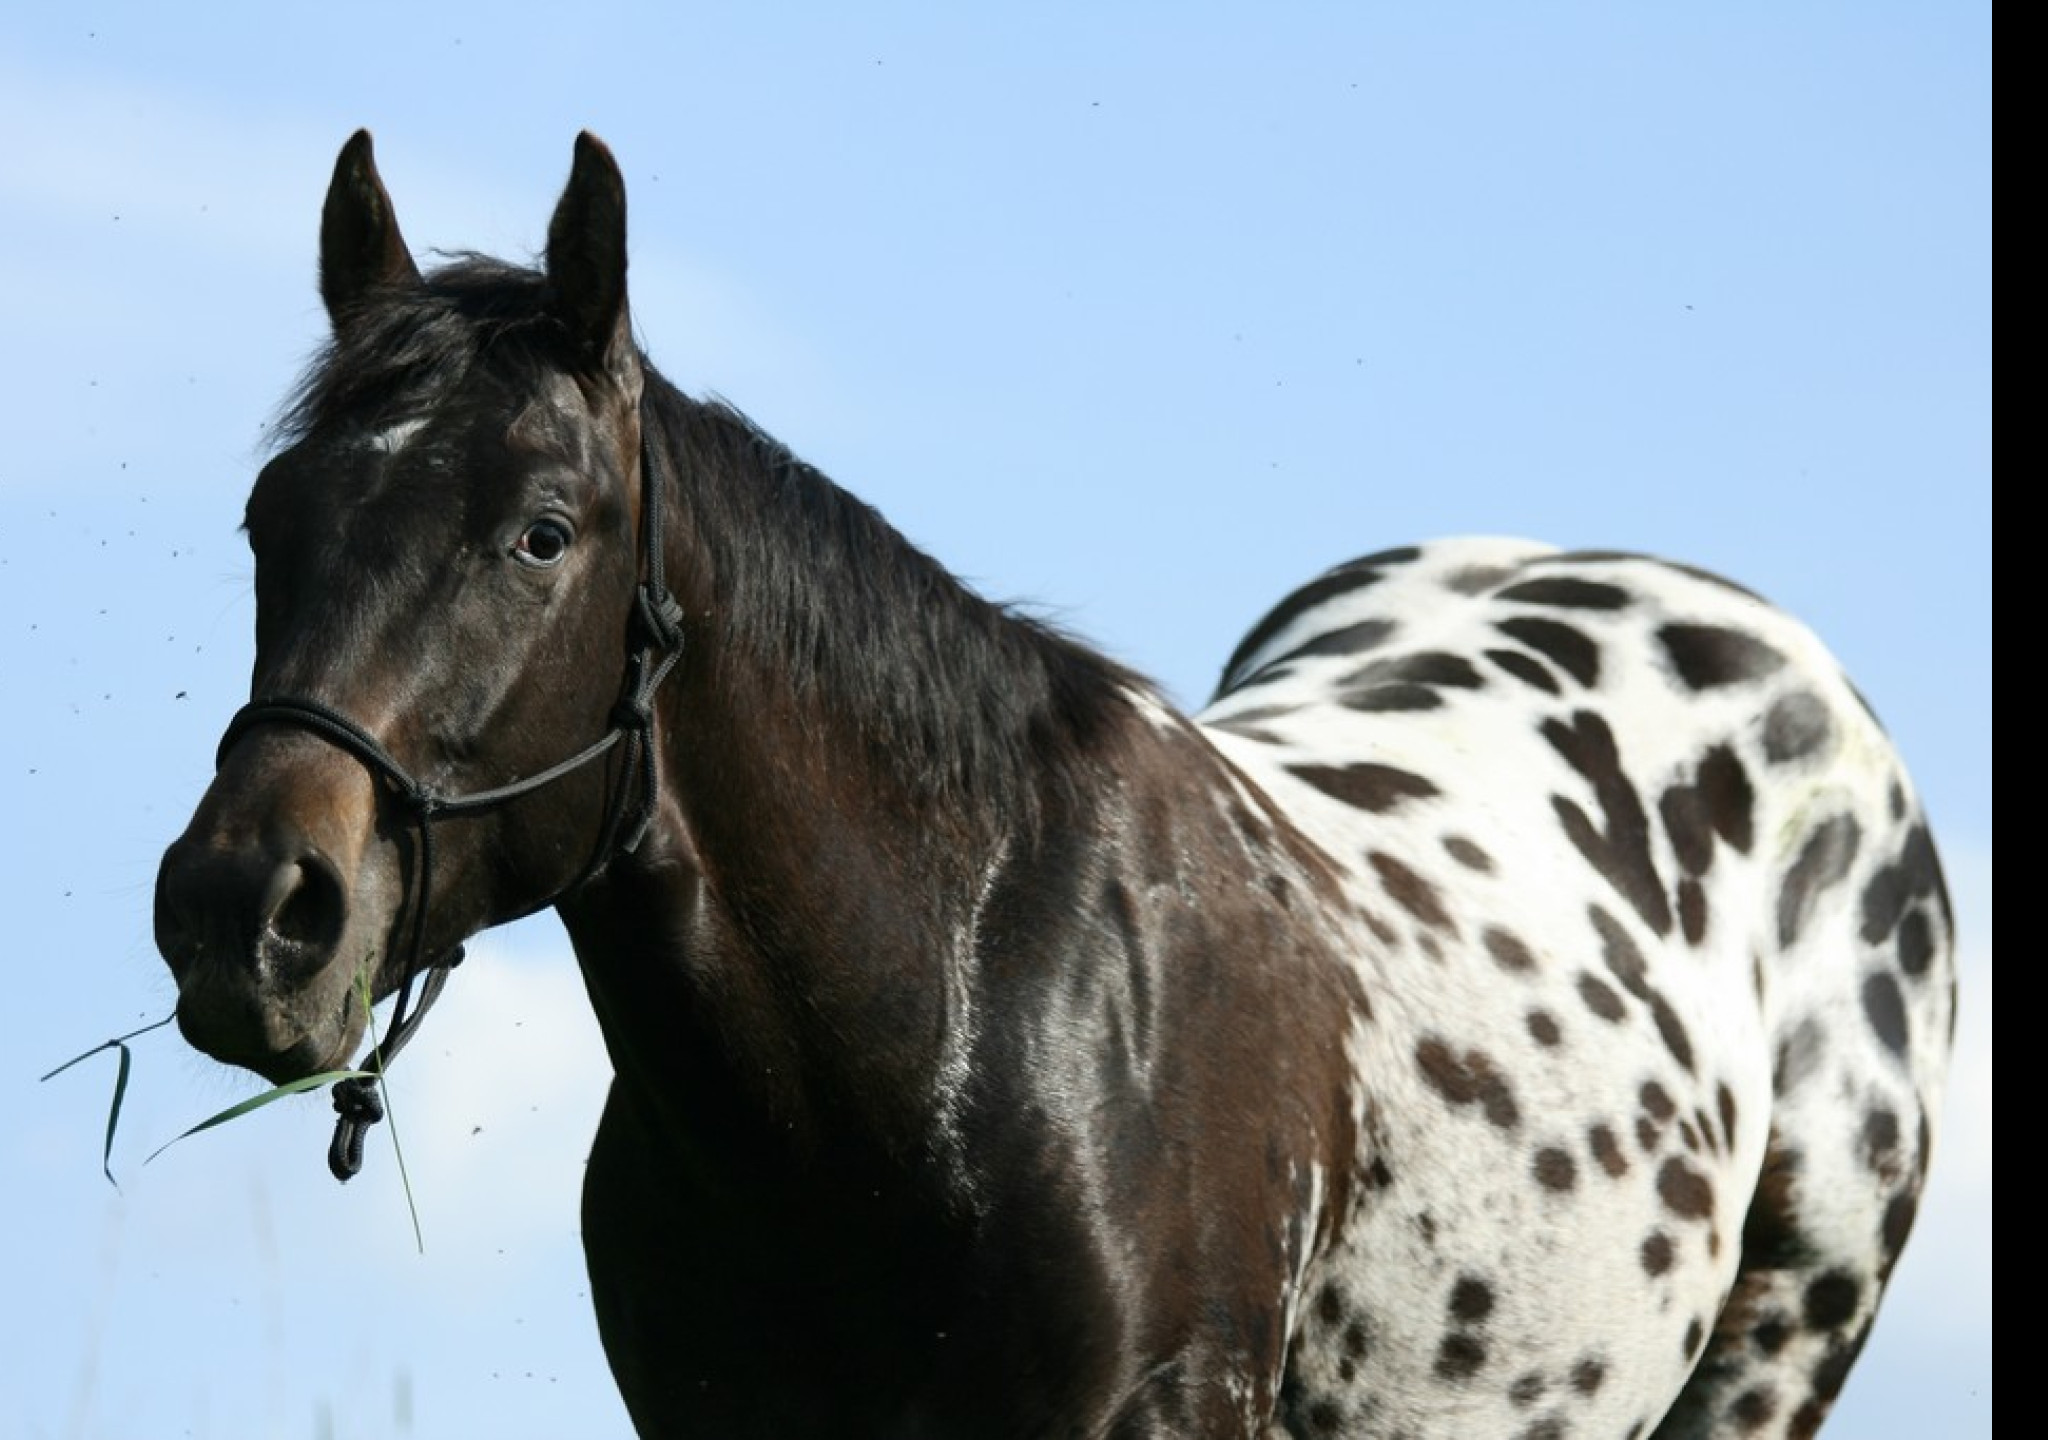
top-left (277, 254), bottom-right (1141, 834)
top-left (654, 387), bottom-right (1139, 832)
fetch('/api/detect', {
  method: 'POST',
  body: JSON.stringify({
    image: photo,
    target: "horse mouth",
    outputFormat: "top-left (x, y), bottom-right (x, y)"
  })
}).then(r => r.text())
top-left (172, 966), bottom-right (368, 1086)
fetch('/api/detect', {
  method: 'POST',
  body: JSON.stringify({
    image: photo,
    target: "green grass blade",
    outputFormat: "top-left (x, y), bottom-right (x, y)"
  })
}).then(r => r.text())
top-left (41, 1013), bottom-right (177, 1188)
top-left (145, 1069), bottom-right (373, 1166)
top-left (102, 1042), bottom-right (132, 1187)
top-left (39, 1013), bottom-right (176, 1082)
top-left (358, 968), bottom-right (426, 1253)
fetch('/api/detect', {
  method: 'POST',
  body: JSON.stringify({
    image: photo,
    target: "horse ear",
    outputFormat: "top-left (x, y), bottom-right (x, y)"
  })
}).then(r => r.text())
top-left (545, 132), bottom-right (636, 384)
top-left (319, 130), bottom-right (421, 325)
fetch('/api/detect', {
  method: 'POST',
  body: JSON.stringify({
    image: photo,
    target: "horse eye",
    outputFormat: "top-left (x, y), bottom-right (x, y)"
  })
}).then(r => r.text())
top-left (515, 519), bottom-right (573, 568)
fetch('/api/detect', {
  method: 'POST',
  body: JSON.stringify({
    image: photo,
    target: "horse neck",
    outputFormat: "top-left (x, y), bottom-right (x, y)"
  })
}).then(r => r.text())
top-left (562, 386), bottom-right (1133, 1163)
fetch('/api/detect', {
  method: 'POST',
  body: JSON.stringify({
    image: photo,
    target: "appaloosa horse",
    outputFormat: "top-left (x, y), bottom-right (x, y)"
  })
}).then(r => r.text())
top-left (155, 132), bottom-right (1954, 1438)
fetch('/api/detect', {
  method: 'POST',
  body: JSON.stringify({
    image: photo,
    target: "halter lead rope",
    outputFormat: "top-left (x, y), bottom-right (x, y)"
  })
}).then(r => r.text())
top-left (214, 417), bottom-right (683, 1182)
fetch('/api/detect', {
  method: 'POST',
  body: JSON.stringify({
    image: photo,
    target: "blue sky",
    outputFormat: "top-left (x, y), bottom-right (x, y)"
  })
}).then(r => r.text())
top-left (3, 5), bottom-right (1987, 1437)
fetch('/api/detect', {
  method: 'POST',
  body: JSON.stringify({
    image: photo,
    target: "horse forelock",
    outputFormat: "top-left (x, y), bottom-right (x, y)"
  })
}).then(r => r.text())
top-left (273, 255), bottom-right (589, 450)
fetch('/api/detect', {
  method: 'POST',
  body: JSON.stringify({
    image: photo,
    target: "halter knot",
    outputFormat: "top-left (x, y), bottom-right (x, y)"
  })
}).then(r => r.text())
top-left (635, 584), bottom-right (686, 652)
top-left (327, 1075), bottom-right (386, 1183)
top-left (611, 693), bottom-right (657, 731)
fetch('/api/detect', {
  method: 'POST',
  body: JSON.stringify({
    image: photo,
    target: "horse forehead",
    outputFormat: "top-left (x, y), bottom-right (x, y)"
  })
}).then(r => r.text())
top-left (321, 387), bottom-right (610, 511)
top-left (506, 371), bottom-right (611, 444)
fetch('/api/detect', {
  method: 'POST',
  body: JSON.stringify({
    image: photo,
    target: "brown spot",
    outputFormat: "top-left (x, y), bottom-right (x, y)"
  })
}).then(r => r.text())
top-left (1778, 814), bottom-right (1861, 946)
top-left (1790, 1383), bottom-right (1830, 1432)
top-left (1371, 851), bottom-right (1458, 934)
top-left (1415, 1037), bottom-right (1522, 1129)
top-left (1640, 1081), bottom-right (1676, 1121)
top-left (1803, 1270), bottom-right (1861, 1331)
top-left (1220, 564), bottom-right (1390, 687)
top-left (1880, 1189), bottom-right (1919, 1275)
top-left (1696, 745), bottom-right (1756, 852)
top-left (1445, 562), bottom-right (1513, 594)
top-left (1543, 710), bottom-right (1673, 935)
top-left (1592, 905), bottom-right (1650, 992)
top-left (1897, 909), bottom-right (1935, 977)
top-left (1659, 623), bottom-right (1787, 690)
top-left (1813, 1315), bottom-right (1876, 1408)
top-left (1434, 1332), bottom-right (1488, 1380)
top-left (1527, 1010), bottom-right (1563, 1047)
top-left (1499, 617), bottom-right (1601, 686)
top-left (1772, 1019), bottom-right (1825, 1095)
top-left (1592, 906), bottom-right (1698, 1069)
top-left (1498, 576), bottom-right (1632, 609)
top-left (1692, 1106), bottom-right (1720, 1155)
top-left (1509, 1373), bottom-right (1546, 1406)
top-left (1351, 650), bottom-right (1487, 691)
top-left (1486, 647), bottom-right (1562, 694)
top-left (1659, 782), bottom-right (1714, 875)
top-left (1288, 762), bottom-right (1441, 813)
top-left (1765, 691), bottom-right (1835, 763)
top-left (1361, 905), bottom-right (1399, 946)
top-left (1533, 1146), bottom-right (1577, 1192)
top-left (1570, 1357), bottom-right (1607, 1394)
top-left (1743, 1135), bottom-right (1804, 1269)
top-left (1641, 1230), bottom-right (1675, 1275)
top-left (1344, 683), bottom-right (1443, 712)
top-left (1678, 880), bottom-right (1707, 944)
top-left (1732, 1385), bottom-right (1779, 1431)
top-left (1861, 1107), bottom-right (1901, 1179)
top-left (1859, 822), bottom-right (1947, 946)
top-left (1650, 997), bottom-right (1697, 1072)
top-left (1577, 972), bottom-right (1625, 1022)
top-left (1589, 1123), bottom-right (1629, 1178)
top-left (1658, 1157), bottom-right (1716, 1222)
top-left (1752, 1312), bottom-right (1791, 1355)
top-left (1716, 1083), bottom-right (1739, 1150)
top-left (1862, 973), bottom-right (1910, 1058)
top-left (1443, 835), bottom-right (1495, 871)
top-left (1485, 926), bottom-right (1538, 973)
top-left (1448, 1276), bottom-right (1495, 1322)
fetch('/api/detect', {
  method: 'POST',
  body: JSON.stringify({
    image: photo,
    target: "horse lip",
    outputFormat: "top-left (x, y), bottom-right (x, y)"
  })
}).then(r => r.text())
top-left (171, 964), bottom-right (364, 1086)
top-left (174, 1006), bottom-right (331, 1086)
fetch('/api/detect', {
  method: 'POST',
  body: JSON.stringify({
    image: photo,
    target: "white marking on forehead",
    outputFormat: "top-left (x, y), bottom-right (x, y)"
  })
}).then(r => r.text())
top-left (366, 417), bottom-right (430, 456)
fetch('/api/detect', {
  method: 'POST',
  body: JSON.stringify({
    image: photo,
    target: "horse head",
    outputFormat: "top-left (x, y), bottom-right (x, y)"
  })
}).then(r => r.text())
top-left (153, 132), bottom-right (667, 1085)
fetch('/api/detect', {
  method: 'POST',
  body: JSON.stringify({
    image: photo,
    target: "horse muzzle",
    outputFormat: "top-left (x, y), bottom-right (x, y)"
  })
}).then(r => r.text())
top-left (153, 742), bottom-right (385, 1082)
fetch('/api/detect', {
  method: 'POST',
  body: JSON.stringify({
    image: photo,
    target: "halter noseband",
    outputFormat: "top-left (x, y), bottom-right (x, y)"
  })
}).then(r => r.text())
top-left (213, 414), bottom-right (685, 1181)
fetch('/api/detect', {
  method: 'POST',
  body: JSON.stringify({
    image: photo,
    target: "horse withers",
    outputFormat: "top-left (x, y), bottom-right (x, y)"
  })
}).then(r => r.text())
top-left (154, 132), bottom-right (1954, 1438)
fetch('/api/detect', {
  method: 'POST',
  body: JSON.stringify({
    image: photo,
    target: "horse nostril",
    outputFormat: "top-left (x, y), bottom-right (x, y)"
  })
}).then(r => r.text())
top-left (261, 852), bottom-right (348, 958)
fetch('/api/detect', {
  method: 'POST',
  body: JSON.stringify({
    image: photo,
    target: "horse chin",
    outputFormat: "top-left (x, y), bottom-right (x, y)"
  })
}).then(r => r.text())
top-left (173, 962), bottom-right (367, 1086)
